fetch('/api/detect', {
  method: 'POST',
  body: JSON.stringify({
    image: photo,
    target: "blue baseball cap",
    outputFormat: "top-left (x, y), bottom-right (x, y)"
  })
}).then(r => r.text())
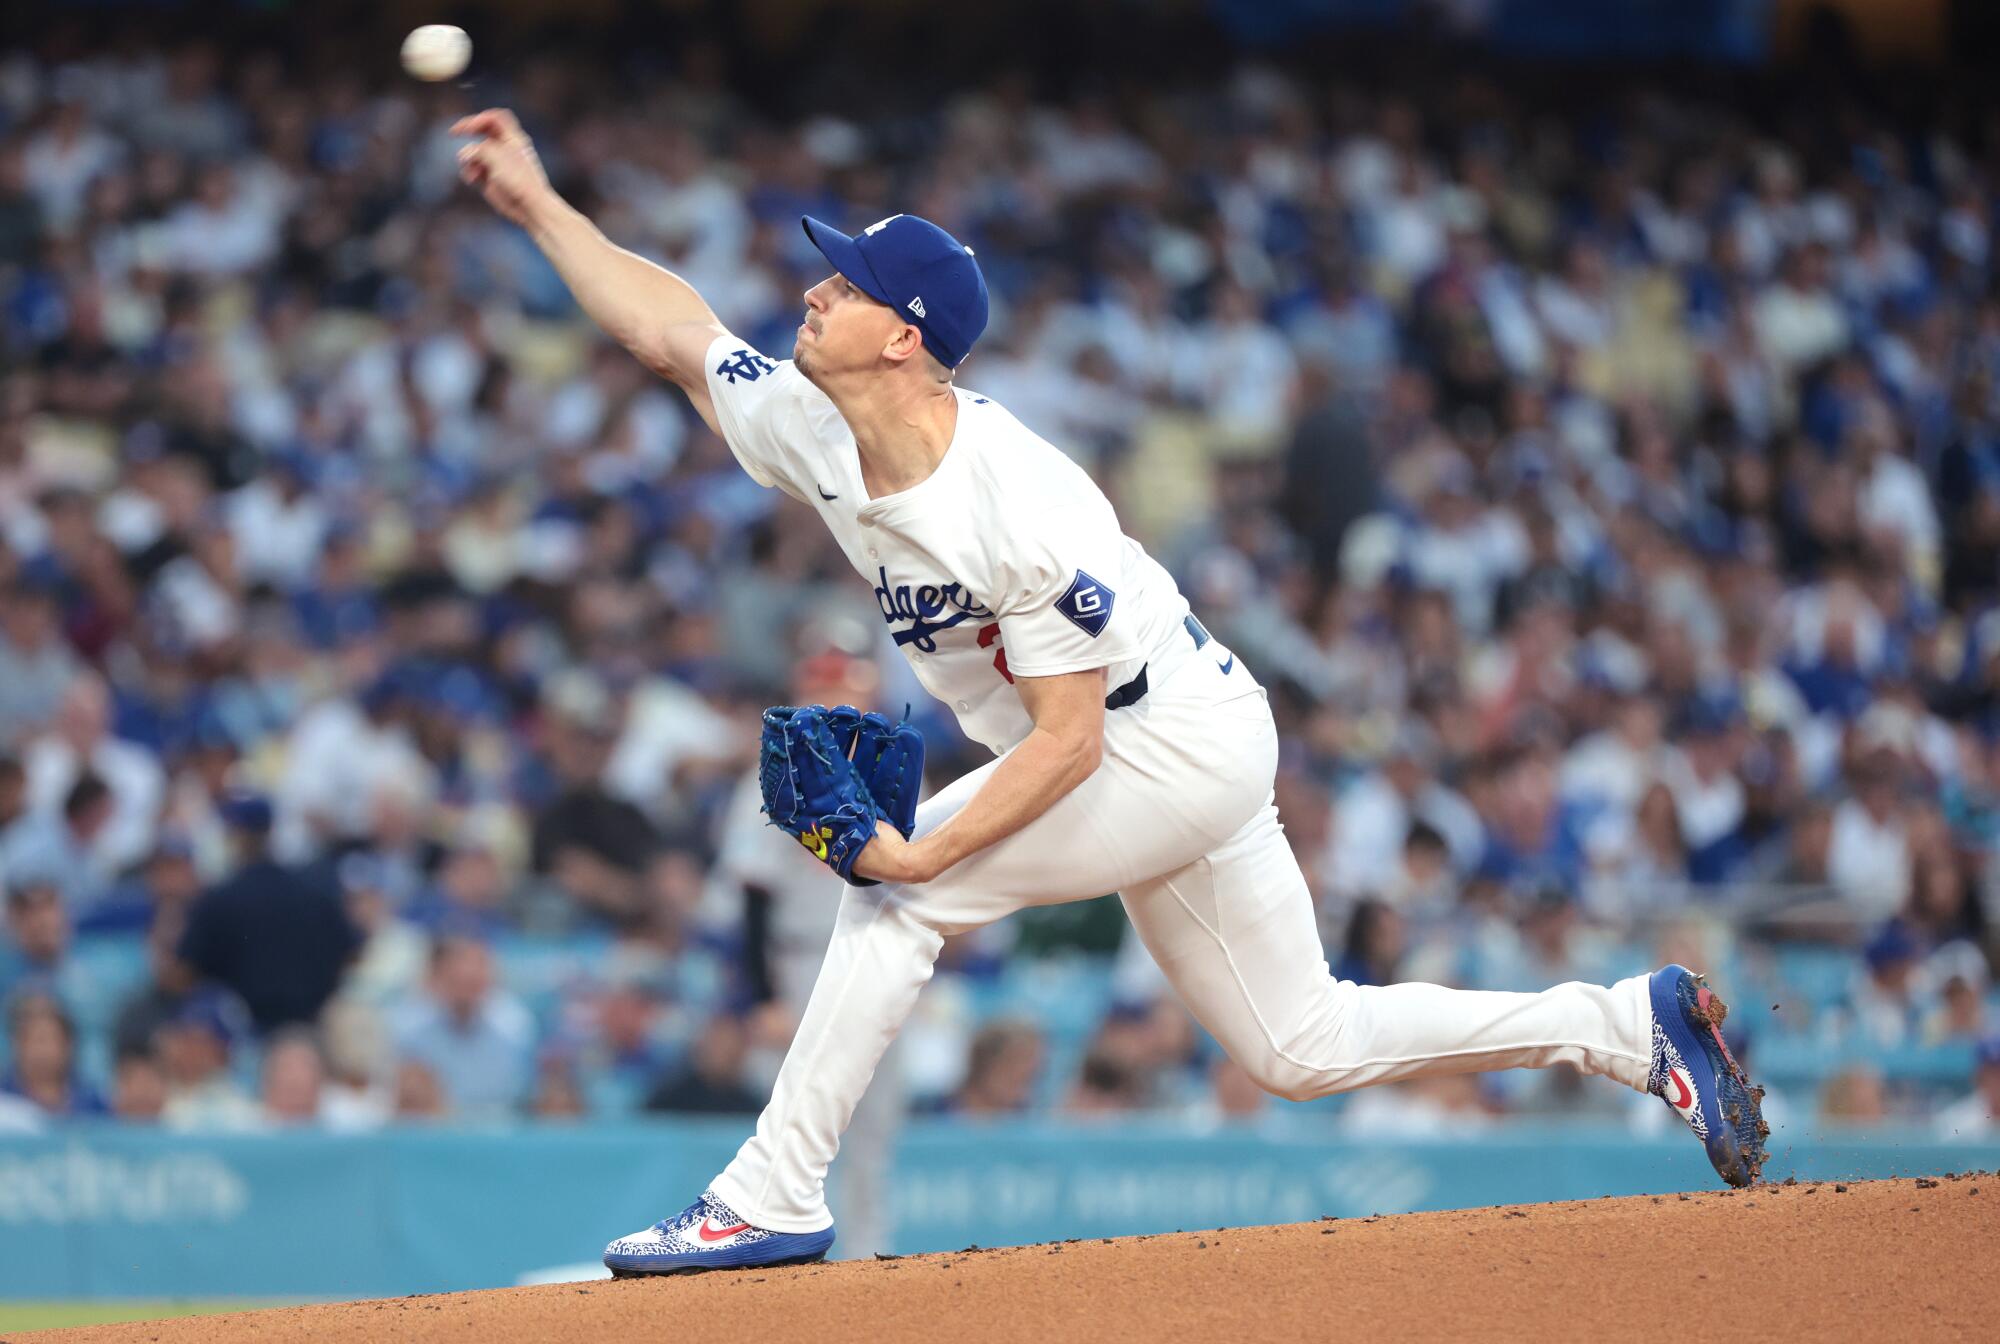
top-left (800, 214), bottom-right (989, 368)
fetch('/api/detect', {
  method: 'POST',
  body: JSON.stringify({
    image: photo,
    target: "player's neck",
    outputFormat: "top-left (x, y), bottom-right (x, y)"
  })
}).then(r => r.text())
top-left (831, 376), bottom-right (960, 498)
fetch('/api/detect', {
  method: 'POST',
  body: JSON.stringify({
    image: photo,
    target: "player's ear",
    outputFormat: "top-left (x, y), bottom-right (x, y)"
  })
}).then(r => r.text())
top-left (882, 323), bottom-right (924, 366)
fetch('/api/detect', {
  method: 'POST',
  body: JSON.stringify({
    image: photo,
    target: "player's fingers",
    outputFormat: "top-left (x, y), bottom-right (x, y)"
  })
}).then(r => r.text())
top-left (457, 142), bottom-right (491, 184)
top-left (488, 107), bottom-right (529, 145)
top-left (451, 109), bottom-right (526, 144)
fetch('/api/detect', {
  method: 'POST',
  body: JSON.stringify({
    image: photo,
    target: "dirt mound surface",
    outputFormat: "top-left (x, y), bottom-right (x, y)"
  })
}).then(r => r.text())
top-left (15, 1176), bottom-right (1996, 1343)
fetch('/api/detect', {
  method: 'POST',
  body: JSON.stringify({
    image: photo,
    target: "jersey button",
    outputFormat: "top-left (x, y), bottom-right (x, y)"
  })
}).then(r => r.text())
top-left (868, 548), bottom-right (879, 559)
top-left (957, 700), bottom-right (969, 711)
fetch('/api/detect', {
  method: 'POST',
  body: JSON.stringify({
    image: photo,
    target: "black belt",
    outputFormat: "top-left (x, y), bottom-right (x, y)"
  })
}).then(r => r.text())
top-left (1105, 614), bottom-right (1210, 711)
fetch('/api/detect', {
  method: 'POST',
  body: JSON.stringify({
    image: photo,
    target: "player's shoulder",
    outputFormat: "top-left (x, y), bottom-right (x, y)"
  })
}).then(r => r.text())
top-left (705, 333), bottom-right (843, 433)
top-left (954, 393), bottom-right (1120, 579)
top-left (954, 387), bottom-right (1100, 501)
top-left (706, 333), bottom-right (809, 396)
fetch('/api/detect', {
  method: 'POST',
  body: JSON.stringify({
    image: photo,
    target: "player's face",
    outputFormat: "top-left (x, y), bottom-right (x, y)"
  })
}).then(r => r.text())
top-left (795, 273), bottom-right (907, 379)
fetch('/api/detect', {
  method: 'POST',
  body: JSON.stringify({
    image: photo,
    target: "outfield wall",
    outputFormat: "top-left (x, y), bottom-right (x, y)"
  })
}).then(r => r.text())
top-left (0, 1123), bottom-right (1992, 1299)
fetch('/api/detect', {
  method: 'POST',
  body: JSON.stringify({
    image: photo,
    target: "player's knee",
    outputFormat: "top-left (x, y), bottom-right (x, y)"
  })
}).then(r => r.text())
top-left (1241, 1049), bottom-right (1323, 1103)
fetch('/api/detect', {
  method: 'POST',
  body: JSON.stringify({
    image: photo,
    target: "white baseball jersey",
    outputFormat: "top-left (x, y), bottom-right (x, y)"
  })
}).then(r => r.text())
top-left (704, 335), bottom-right (1194, 754)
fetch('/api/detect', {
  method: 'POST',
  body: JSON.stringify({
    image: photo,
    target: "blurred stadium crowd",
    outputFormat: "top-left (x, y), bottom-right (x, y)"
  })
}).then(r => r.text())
top-left (2, 22), bottom-right (1999, 1144)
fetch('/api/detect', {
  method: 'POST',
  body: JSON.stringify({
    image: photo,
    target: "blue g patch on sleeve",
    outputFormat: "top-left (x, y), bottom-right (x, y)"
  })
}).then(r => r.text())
top-left (1056, 570), bottom-right (1115, 637)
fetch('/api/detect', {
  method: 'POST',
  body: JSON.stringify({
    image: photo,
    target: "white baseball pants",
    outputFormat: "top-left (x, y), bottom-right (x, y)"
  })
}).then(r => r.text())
top-left (709, 659), bottom-right (1654, 1232)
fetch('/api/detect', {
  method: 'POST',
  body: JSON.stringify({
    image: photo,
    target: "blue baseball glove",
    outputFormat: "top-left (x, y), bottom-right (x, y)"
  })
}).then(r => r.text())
top-left (758, 704), bottom-right (926, 884)
top-left (851, 709), bottom-right (925, 839)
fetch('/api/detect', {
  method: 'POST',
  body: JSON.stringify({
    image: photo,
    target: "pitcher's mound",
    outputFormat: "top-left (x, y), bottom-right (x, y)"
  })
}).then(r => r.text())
top-left (18, 1176), bottom-right (1997, 1343)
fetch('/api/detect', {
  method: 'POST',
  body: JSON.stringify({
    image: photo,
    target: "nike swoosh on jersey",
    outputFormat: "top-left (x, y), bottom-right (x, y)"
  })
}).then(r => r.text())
top-left (817, 484), bottom-right (838, 500)
top-left (1218, 653), bottom-right (1235, 675)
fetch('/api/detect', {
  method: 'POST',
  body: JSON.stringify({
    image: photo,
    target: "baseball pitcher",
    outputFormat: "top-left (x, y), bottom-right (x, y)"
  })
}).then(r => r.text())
top-left (452, 109), bottom-right (1768, 1275)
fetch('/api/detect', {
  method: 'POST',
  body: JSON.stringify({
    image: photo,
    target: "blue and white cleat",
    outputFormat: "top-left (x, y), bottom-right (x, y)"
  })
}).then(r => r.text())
top-left (603, 1191), bottom-right (835, 1277)
top-left (1648, 964), bottom-right (1769, 1188)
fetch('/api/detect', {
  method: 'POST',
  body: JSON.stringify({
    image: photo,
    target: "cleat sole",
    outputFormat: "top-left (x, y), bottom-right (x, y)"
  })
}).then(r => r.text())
top-left (1691, 978), bottom-right (1766, 1186)
top-left (610, 1249), bottom-right (828, 1279)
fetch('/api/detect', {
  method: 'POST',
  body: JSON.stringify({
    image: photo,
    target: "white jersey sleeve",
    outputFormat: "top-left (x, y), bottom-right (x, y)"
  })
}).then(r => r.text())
top-left (992, 500), bottom-right (1148, 678)
top-left (702, 333), bottom-right (815, 501)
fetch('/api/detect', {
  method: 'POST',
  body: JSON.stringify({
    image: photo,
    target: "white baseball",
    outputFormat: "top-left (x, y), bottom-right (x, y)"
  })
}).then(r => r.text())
top-left (401, 25), bottom-right (471, 82)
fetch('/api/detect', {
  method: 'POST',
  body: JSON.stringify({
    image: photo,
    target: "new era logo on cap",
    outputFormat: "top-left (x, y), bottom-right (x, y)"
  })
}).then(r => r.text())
top-left (801, 214), bottom-right (990, 367)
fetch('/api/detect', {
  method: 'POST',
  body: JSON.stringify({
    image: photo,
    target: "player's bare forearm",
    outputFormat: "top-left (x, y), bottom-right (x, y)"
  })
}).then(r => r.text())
top-left (854, 667), bottom-right (1109, 884)
top-left (855, 728), bottom-right (1096, 884)
top-left (522, 194), bottom-right (721, 381)
top-left (454, 108), bottom-right (723, 409)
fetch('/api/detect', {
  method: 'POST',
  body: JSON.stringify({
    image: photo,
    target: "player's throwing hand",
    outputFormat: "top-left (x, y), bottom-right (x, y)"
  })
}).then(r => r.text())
top-left (452, 108), bottom-right (551, 227)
